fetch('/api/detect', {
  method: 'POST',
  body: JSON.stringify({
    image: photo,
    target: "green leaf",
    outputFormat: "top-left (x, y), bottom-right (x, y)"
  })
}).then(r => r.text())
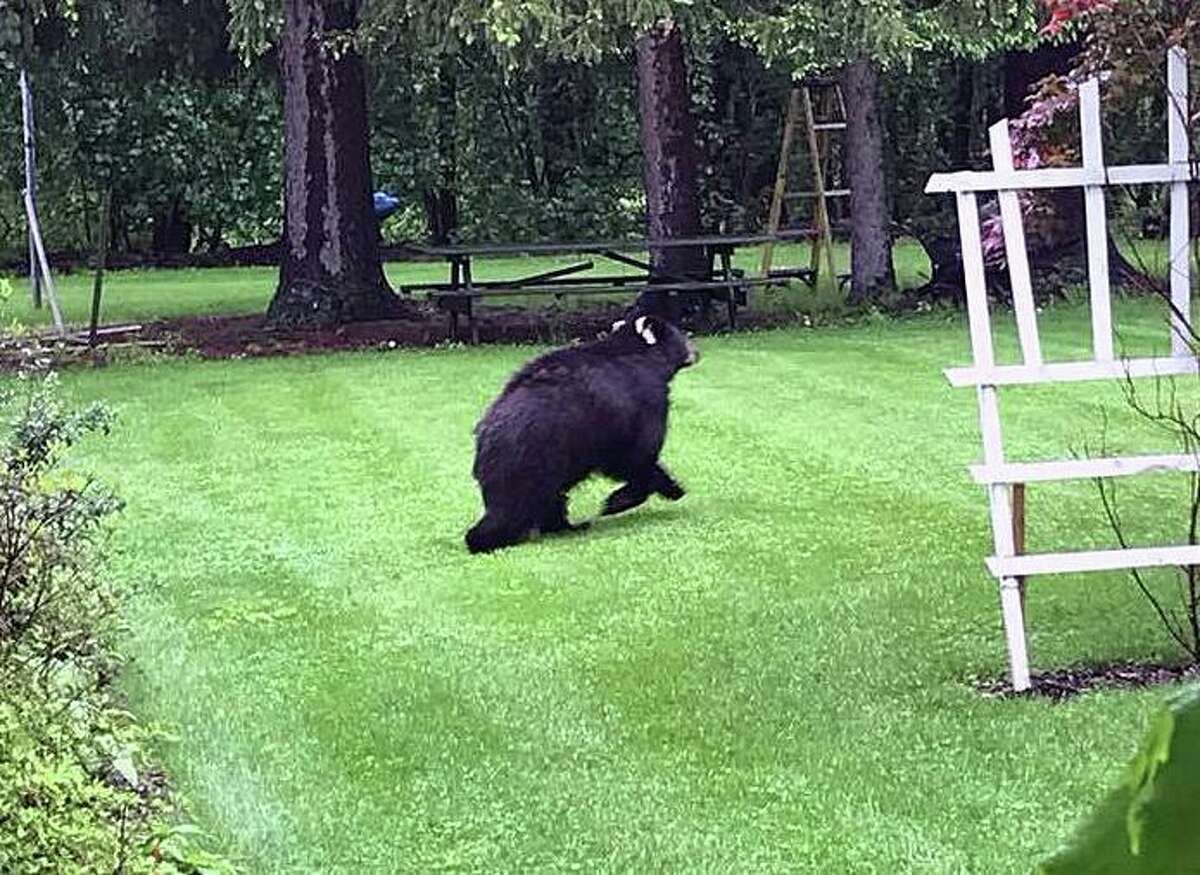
top-left (1038, 685), bottom-right (1200, 874)
top-left (1124, 702), bottom-right (1177, 856)
top-left (111, 749), bottom-right (138, 789)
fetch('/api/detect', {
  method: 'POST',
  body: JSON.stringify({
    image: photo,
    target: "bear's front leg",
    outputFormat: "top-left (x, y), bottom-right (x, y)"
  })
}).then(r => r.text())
top-left (602, 463), bottom-right (686, 517)
top-left (538, 494), bottom-right (590, 535)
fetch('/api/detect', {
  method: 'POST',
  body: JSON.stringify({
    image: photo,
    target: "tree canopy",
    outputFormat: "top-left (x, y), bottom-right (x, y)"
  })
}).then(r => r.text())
top-left (729, 0), bottom-right (1042, 75)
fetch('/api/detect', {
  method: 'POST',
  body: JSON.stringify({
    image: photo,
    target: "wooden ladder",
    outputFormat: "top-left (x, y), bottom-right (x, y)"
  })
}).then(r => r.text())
top-left (761, 78), bottom-right (848, 284)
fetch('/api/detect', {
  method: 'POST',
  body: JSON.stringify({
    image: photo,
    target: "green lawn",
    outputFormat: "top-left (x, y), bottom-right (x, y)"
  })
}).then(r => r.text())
top-left (2, 240), bottom-right (933, 329)
top-left (53, 292), bottom-right (1199, 872)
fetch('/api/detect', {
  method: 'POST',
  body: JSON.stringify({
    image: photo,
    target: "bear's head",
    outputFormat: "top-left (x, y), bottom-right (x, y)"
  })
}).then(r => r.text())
top-left (609, 315), bottom-right (699, 371)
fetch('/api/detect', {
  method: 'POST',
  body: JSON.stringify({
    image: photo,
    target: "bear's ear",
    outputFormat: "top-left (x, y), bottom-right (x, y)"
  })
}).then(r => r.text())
top-left (633, 316), bottom-right (658, 346)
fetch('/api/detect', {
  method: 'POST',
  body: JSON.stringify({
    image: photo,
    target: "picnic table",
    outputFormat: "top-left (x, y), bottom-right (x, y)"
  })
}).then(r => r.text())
top-left (397, 231), bottom-right (818, 342)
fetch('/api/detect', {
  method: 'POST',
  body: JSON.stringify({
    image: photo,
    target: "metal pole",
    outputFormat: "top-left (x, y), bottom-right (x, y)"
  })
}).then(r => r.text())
top-left (19, 68), bottom-right (42, 310)
top-left (24, 189), bottom-right (66, 336)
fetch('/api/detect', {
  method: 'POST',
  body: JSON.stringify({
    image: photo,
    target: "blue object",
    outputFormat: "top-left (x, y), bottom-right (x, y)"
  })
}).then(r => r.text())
top-left (373, 191), bottom-right (402, 220)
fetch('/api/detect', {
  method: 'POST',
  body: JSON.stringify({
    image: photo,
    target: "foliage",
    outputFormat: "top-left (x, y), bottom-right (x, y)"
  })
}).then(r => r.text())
top-left (974, 1), bottom-right (1196, 287)
top-left (0, 280), bottom-right (235, 873)
top-left (1038, 685), bottom-right (1200, 874)
top-left (226, 1), bottom-right (710, 63)
top-left (0, 0), bottom-right (1115, 257)
top-left (370, 44), bottom-right (648, 243)
top-left (1, 0), bottom-right (278, 257)
top-left (730, 0), bottom-right (1041, 76)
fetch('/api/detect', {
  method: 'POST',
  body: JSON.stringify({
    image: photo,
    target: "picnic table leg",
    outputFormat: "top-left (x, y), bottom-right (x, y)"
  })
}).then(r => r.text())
top-left (463, 258), bottom-right (479, 345)
top-left (448, 257), bottom-right (462, 341)
top-left (719, 248), bottom-right (737, 330)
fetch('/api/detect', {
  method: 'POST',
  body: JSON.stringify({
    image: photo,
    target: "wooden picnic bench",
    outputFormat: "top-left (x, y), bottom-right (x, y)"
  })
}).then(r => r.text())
top-left (396, 231), bottom-right (819, 342)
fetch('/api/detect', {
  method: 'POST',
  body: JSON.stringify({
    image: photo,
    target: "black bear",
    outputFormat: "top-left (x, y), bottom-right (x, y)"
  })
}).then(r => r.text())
top-left (465, 315), bottom-right (699, 554)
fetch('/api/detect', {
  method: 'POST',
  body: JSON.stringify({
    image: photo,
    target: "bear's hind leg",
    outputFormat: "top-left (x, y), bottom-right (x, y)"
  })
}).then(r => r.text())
top-left (651, 463), bottom-right (685, 501)
top-left (602, 480), bottom-right (652, 517)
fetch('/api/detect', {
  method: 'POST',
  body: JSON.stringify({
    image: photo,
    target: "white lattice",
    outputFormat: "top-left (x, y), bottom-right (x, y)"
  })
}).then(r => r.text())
top-left (926, 48), bottom-right (1194, 691)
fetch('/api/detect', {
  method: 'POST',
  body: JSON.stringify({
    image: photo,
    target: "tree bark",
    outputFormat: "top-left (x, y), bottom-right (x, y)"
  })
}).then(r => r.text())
top-left (841, 57), bottom-right (895, 306)
top-left (268, 0), bottom-right (398, 326)
top-left (634, 20), bottom-right (706, 320)
top-left (423, 54), bottom-right (459, 246)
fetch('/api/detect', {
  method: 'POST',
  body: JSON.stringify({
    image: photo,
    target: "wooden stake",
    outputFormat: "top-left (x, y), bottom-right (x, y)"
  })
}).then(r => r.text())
top-left (1012, 482), bottom-right (1027, 617)
top-left (89, 190), bottom-right (111, 347)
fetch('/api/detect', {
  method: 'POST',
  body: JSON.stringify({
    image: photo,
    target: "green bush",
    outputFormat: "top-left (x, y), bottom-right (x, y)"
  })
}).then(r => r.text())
top-left (0, 361), bottom-right (234, 874)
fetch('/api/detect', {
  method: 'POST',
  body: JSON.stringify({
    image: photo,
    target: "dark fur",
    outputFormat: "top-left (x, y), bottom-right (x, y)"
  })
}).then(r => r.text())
top-left (466, 315), bottom-right (698, 554)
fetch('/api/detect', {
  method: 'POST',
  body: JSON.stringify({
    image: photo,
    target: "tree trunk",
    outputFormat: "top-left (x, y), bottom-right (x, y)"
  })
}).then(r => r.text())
top-left (268, 0), bottom-right (398, 326)
top-left (423, 54), bottom-right (458, 246)
top-left (151, 196), bottom-right (193, 254)
top-left (1002, 40), bottom-right (1081, 119)
top-left (841, 57), bottom-right (895, 306)
top-left (634, 20), bottom-right (706, 320)
top-left (948, 60), bottom-right (975, 169)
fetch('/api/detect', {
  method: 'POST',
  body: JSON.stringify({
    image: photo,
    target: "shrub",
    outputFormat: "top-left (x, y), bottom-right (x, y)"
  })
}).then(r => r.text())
top-left (0, 363), bottom-right (234, 874)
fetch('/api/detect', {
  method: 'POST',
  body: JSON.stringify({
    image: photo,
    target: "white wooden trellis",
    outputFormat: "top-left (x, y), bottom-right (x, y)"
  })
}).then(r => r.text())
top-left (926, 47), bottom-right (1197, 692)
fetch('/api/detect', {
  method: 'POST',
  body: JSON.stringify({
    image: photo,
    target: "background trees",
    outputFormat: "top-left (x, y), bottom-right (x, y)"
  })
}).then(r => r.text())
top-left (4, 1), bottom-right (1179, 316)
top-left (733, 0), bottom-right (1041, 304)
top-left (2, 1), bottom-right (281, 258)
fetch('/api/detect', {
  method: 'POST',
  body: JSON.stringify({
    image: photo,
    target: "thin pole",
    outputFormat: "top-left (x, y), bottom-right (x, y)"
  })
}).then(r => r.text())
top-left (19, 68), bottom-right (42, 310)
top-left (23, 189), bottom-right (66, 336)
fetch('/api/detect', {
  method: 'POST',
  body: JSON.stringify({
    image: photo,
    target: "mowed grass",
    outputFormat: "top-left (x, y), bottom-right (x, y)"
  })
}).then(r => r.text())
top-left (49, 290), bottom-right (1200, 872)
top-left (1, 240), bottom-right (932, 329)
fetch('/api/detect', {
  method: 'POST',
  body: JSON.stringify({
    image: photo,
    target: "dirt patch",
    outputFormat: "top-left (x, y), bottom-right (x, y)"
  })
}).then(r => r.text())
top-left (974, 660), bottom-right (1200, 701)
top-left (146, 301), bottom-right (799, 360)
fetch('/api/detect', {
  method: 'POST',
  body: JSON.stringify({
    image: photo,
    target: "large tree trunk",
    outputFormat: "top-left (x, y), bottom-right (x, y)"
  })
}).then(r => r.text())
top-left (1002, 40), bottom-right (1081, 120)
top-left (634, 20), bottom-right (706, 320)
top-left (268, 0), bottom-right (398, 326)
top-left (841, 57), bottom-right (895, 306)
top-left (423, 54), bottom-right (458, 246)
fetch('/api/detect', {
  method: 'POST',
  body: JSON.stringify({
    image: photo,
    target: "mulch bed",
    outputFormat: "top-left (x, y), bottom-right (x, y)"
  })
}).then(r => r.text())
top-left (144, 301), bottom-right (631, 359)
top-left (974, 660), bottom-right (1200, 701)
top-left (2, 300), bottom-right (802, 368)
